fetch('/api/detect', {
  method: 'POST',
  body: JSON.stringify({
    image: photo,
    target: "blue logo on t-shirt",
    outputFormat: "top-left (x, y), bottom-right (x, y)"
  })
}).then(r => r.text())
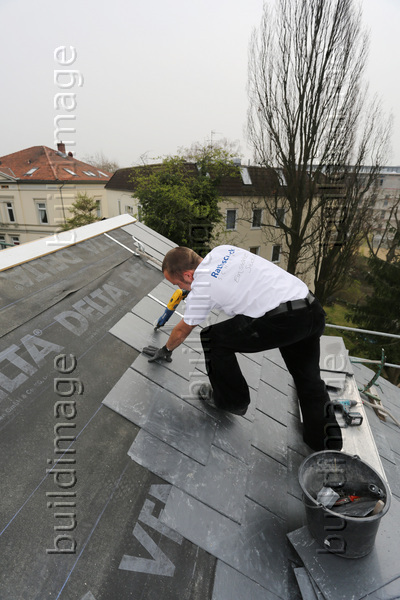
top-left (211, 248), bottom-right (236, 279)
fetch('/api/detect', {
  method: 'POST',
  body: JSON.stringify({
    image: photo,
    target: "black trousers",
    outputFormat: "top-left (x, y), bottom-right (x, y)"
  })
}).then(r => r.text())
top-left (200, 299), bottom-right (342, 451)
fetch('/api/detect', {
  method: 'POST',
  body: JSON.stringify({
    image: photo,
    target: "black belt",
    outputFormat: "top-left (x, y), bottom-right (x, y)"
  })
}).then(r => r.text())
top-left (267, 292), bottom-right (315, 317)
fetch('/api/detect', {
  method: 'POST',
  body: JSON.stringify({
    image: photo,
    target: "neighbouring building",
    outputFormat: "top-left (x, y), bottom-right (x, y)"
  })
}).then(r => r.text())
top-left (105, 161), bottom-right (288, 268)
top-left (370, 166), bottom-right (400, 248)
top-left (0, 143), bottom-right (112, 247)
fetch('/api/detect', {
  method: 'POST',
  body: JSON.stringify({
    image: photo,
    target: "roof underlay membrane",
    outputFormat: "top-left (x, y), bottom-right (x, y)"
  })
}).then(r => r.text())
top-left (1, 216), bottom-right (400, 600)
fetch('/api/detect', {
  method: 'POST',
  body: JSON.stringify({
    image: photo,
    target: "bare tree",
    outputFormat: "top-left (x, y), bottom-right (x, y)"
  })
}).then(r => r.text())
top-left (82, 151), bottom-right (119, 173)
top-left (247, 0), bottom-right (390, 281)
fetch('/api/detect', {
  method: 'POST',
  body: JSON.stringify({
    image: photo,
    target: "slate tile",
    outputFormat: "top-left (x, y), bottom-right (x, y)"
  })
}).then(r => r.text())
top-left (212, 561), bottom-right (281, 600)
top-left (293, 568), bottom-right (320, 600)
top-left (217, 498), bottom-right (290, 599)
top-left (286, 493), bottom-right (307, 535)
top-left (287, 448), bottom-right (305, 501)
top-left (213, 412), bottom-right (255, 464)
top-left (261, 358), bottom-right (290, 395)
top-left (161, 486), bottom-right (240, 555)
top-left (252, 409), bottom-right (287, 466)
top-left (161, 490), bottom-right (289, 599)
top-left (145, 391), bottom-right (218, 465)
top-left (132, 295), bottom-right (183, 328)
top-left (103, 366), bottom-right (217, 464)
top-left (131, 353), bottom-right (191, 400)
top-left (237, 354), bottom-right (261, 390)
top-left (187, 445), bottom-right (248, 523)
top-left (370, 426), bottom-right (397, 466)
top-left (242, 350), bottom-right (266, 366)
top-left (102, 367), bottom-right (163, 427)
top-left (287, 414), bottom-right (310, 457)
top-left (263, 348), bottom-right (287, 370)
top-left (288, 496), bottom-right (400, 600)
top-left (128, 432), bottom-right (246, 522)
top-left (380, 457), bottom-right (400, 499)
top-left (362, 577), bottom-right (400, 599)
top-left (128, 429), bottom-right (204, 486)
top-left (245, 447), bottom-right (287, 520)
top-left (109, 311), bottom-right (170, 351)
top-left (256, 379), bottom-right (288, 426)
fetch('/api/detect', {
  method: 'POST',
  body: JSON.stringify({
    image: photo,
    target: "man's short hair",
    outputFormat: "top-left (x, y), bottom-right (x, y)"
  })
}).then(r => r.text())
top-left (162, 247), bottom-right (202, 277)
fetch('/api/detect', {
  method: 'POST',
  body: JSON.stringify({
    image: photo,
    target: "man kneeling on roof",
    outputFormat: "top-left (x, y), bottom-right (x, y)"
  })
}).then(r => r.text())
top-left (143, 245), bottom-right (342, 452)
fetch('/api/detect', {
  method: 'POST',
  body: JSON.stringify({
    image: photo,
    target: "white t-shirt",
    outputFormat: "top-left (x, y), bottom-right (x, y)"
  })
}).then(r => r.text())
top-left (183, 245), bottom-right (308, 326)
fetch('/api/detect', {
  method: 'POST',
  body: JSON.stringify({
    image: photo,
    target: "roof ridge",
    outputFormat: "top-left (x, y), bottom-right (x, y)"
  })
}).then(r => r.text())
top-left (42, 145), bottom-right (59, 180)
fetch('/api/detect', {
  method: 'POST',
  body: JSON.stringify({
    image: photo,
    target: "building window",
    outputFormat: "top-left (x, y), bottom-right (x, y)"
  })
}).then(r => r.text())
top-left (6, 202), bottom-right (16, 222)
top-left (37, 202), bottom-right (48, 224)
top-left (11, 236), bottom-right (20, 246)
top-left (125, 205), bottom-right (134, 216)
top-left (0, 234), bottom-right (6, 249)
top-left (249, 246), bottom-right (260, 255)
top-left (275, 207), bottom-right (285, 227)
top-left (252, 209), bottom-right (262, 228)
top-left (272, 245), bottom-right (281, 263)
top-left (226, 209), bottom-right (237, 230)
top-left (96, 200), bottom-right (101, 218)
top-left (240, 167), bottom-right (252, 185)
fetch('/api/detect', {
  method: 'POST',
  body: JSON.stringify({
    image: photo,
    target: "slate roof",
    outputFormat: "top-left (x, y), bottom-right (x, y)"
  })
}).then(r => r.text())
top-left (1, 216), bottom-right (400, 600)
top-left (0, 145), bottom-right (112, 183)
top-left (105, 163), bottom-right (281, 197)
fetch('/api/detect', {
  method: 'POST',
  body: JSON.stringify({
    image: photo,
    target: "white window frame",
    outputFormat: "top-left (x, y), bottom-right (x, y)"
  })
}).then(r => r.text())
top-left (226, 209), bottom-right (237, 231)
top-left (11, 235), bottom-right (20, 246)
top-left (251, 208), bottom-right (262, 229)
top-left (6, 202), bottom-right (16, 223)
top-left (36, 201), bottom-right (48, 224)
top-left (271, 245), bottom-right (281, 263)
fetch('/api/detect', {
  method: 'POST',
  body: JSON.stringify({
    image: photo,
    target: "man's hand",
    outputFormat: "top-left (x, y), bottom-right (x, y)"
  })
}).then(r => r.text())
top-left (142, 345), bottom-right (173, 363)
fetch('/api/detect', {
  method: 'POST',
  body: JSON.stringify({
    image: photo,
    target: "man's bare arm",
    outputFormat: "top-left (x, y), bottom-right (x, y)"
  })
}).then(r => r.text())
top-left (166, 319), bottom-right (197, 351)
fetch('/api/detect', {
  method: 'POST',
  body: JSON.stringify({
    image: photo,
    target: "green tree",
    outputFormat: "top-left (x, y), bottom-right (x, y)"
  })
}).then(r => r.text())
top-left (60, 193), bottom-right (100, 231)
top-left (348, 256), bottom-right (400, 385)
top-left (130, 144), bottom-right (239, 255)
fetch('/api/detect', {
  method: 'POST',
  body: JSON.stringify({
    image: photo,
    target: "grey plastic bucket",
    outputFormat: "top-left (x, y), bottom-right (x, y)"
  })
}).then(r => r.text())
top-left (298, 451), bottom-right (391, 559)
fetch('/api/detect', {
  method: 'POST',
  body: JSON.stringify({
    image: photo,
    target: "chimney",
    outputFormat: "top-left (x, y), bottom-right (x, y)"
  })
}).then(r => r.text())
top-left (57, 142), bottom-right (66, 154)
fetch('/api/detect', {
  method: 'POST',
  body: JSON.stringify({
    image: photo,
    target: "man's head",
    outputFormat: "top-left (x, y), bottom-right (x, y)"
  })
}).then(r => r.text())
top-left (162, 247), bottom-right (202, 290)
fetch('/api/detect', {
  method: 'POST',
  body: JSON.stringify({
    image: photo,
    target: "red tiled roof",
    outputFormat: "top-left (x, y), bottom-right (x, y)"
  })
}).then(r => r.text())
top-left (0, 146), bottom-right (112, 183)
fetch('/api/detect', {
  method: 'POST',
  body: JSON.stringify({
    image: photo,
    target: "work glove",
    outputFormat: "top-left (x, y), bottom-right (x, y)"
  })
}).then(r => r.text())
top-left (142, 345), bottom-right (173, 363)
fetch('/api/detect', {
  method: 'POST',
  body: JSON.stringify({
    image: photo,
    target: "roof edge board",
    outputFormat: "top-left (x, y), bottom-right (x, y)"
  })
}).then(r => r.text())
top-left (0, 214), bottom-right (136, 272)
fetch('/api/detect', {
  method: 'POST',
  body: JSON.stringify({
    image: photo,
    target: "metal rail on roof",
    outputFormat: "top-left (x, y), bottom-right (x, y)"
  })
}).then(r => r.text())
top-left (325, 322), bottom-right (400, 340)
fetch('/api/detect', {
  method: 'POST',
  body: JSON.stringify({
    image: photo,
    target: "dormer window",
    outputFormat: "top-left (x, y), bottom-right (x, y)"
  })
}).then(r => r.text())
top-left (64, 168), bottom-right (77, 176)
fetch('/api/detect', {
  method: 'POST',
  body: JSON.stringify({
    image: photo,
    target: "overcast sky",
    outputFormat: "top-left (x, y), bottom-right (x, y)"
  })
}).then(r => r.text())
top-left (1, 0), bottom-right (399, 168)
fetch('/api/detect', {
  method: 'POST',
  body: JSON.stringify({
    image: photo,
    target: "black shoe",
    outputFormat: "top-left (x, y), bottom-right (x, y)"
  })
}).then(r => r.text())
top-left (198, 384), bottom-right (248, 416)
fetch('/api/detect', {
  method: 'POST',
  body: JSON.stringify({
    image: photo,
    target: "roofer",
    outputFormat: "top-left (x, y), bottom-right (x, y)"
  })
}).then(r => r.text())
top-left (143, 245), bottom-right (342, 452)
